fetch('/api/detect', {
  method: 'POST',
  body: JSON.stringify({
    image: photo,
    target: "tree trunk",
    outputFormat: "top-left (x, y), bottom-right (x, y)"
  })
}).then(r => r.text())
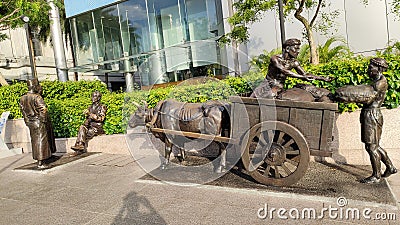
top-left (306, 28), bottom-right (319, 65)
top-left (294, 7), bottom-right (319, 65)
top-left (0, 72), bottom-right (9, 86)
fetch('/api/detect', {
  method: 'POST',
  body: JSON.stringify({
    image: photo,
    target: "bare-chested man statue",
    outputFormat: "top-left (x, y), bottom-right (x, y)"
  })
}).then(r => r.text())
top-left (251, 38), bottom-right (331, 99)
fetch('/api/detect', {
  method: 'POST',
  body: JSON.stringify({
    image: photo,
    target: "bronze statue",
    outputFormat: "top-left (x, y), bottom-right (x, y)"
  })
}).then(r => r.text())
top-left (20, 78), bottom-right (56, 168)
top-left (359, 58), bottom-right (397, 183)
top-left (251, 38), bottom-right (331, 99)
top-left (336, 58), bottom-right (397, 183)
top-left (128, 99), bottom-right (230, 173)
top-left (71, 91), bottom-right (107, 154)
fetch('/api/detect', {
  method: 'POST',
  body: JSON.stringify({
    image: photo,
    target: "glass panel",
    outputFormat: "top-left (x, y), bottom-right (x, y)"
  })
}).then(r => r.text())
top-left (186, 0), bottom-right (217, 67)
top-left (147, 0), bottom-right (188, 73)
top-left (92, 10), bottom-right (105, 62)
top-left (186, 0), bottom-right (213, 41)
top-left (68, 0), bottom-right (226, 84)
top-left (118, 0), bottom-right (151, 74)
top-left (119, 0), bottom-right (150, 55)
top-left (72, 13), bottom-right (95, 66)
top-left (98, 5), bottom-right (123, 63)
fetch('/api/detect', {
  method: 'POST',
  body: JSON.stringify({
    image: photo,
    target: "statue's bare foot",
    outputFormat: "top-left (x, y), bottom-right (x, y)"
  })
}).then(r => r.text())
top-left (382, 167), bottom-right (398, 178)
top-left (360, 176), bottom-right (381, 184)
top-left (160, 163), bottom-right (168, 170)
top-left (215, 166), bottom-right (226, 174)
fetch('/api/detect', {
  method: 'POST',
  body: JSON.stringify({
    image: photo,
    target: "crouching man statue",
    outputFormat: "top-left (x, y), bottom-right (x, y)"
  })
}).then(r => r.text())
top-left (71, 91), bottom-right (107, 155)
top-left (336, 58), bottom-right (397, 183)
top-left (251, 38), bottom-right (331, 100)
top-left (20, 78), bottom-right (56, 168)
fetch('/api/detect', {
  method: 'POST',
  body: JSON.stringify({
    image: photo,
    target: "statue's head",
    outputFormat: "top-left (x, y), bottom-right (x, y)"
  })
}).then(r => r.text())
top-left (283, 38), bottom-right (301, 59)
top-left (91, 90), bottom-right (102, 103)
top-left (128, 101), bottom-right (149, 128)
top-left (26, 78), bottom-right (42, 95)
top-left (368, 58), bottom-right (388, 79)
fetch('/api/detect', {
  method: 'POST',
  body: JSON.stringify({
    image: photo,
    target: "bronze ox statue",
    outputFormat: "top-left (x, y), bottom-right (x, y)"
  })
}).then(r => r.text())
top-left (129, 99), bottom-right (230, 173)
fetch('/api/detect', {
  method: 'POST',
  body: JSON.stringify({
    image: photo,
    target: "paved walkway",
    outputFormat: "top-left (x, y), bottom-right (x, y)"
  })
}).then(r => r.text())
top-left (0, 153), bottom-right (399, 225)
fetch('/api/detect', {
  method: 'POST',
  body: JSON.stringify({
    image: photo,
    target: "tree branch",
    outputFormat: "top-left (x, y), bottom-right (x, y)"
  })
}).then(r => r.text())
top-left (310, 0), bottom-right (323, 26)
top-left (294, 0), bottom-right (311, 34)
top-left (0, 8), bottom-right (21, 23)
top-left (295, 0), bottom-right (306, 16)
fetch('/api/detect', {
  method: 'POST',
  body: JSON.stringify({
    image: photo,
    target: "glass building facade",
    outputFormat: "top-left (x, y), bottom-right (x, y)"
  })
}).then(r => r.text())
top-left (69, 0), bottom-right (226, 88)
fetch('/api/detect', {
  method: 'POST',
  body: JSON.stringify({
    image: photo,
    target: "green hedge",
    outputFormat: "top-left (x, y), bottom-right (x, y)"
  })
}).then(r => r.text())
top-left (0, 80), bottom-right (117, 138)
top-left (294, 54), bottom-right (400, 111)
top-left (1, 54), bottom-right (399, 138)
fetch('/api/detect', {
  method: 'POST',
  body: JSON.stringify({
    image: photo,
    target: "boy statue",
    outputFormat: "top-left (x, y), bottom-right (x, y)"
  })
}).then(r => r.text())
top-left (336, 58), bottom-right (398, 183)
top-left (359, 58), bottom-right (397, 183)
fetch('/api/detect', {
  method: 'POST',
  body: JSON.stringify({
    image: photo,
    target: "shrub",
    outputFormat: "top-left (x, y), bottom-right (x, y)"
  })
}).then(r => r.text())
top-left (1, 54), bottom-right (399, 137)
top-left (0, 80), bottom-right (109, 119)
top-left (306, 55), bottom-right (400, 111)
top-left (41, 80), bottom-right (109, 100)
top-left (0, 82), bottom-right (27, 119)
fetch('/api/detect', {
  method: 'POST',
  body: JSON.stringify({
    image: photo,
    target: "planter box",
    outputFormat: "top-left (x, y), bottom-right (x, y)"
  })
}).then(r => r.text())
top-left (4, 107), bottom-right (400, 165)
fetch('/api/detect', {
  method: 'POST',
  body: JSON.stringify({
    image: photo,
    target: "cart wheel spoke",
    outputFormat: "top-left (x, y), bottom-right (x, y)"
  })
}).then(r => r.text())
top-left (276, 131), bottom-right (285, 145)
top-left (259, 131), bottom-right (269, 147)
top-left (274, 166), bottom-right (280, 178)
top-left (283, 139), bottom-right (295, 148)
top-left (285, 158), bottom-right (299, 166)
top-left (281, 163), bottom-right (292, 175)
top-left (242, 121), bottom-right (310, 186)
top-left (291, 155), bottom-right (301, 162)
top-left (263, 165), bottom-right (272, 177)
top-left (286, 150), bottom-right (300, 155)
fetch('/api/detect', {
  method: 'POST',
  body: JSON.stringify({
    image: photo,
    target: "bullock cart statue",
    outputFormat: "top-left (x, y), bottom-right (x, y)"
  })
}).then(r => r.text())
top-left (129, 96), bottom-right (337, 187)
top-left (230, 96), bottom-right (337, 186)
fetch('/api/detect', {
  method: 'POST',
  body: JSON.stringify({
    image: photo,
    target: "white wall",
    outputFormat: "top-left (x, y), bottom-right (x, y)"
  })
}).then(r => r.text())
top-left (0, 28), bottom-right (76, 81)
top-left (247, 0), bottom-right (400, 57)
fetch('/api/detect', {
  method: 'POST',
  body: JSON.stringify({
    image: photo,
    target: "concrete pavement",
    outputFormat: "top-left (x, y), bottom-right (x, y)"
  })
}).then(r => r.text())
top-left (0, 152), bottom-right (399, 225)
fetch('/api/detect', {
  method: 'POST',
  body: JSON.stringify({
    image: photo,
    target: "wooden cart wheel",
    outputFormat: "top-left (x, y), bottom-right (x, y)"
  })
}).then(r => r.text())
top-left (241, 121), bottom-right (310, 186)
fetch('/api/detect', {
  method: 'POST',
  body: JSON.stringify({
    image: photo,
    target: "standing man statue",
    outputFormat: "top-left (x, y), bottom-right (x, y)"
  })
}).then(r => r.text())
top-left (71, 91), bottom-right (107, 155)
top-left (251, 38), bottom-right (331, 98)
top-left (359, 58), bottom-right (397, 183)
top-left (20, 78), bottom-right (56, 168)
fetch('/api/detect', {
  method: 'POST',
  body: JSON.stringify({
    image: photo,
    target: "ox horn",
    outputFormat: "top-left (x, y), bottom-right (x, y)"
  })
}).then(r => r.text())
top-left (141, 100), bottom-right (148, 108)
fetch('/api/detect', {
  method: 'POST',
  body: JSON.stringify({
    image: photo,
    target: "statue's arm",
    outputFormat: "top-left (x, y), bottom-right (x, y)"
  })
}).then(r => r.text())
top-left (19, 98), bottom-right (28, 123)
top-left (89, 105), bottom-right (107, 122)
top-left (36, 96), bottom-right (48, 123)
top-left (294, 63), bottom-right (332, 82)
top-left (271, 56), bottom-right (310, 79)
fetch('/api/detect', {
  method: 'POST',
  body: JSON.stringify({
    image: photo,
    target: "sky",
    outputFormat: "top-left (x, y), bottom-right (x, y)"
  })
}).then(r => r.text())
top-left (64, 0), bottom-right (124, 17)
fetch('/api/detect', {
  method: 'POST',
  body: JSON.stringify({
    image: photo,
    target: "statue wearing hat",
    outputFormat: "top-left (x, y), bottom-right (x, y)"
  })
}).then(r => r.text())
top-left (335, 58), bottom-right (397, 183)
top-left (20, 78), bottom-right (56, 168)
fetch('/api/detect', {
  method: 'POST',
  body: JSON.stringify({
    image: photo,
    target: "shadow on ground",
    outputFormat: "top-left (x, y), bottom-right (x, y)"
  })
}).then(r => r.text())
top-left (111, 191), bottom-right (167, 224)
top-left (140, 156), bottom-right (396, 206)
top-left (13, 152), bottom-right (100, 171)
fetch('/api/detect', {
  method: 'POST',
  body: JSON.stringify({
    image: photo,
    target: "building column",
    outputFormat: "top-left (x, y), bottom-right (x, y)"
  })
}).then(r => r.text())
top-left (124, 59), bottom-right (134, 92)
top-left (47, 0), bottom-right (68, 81)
